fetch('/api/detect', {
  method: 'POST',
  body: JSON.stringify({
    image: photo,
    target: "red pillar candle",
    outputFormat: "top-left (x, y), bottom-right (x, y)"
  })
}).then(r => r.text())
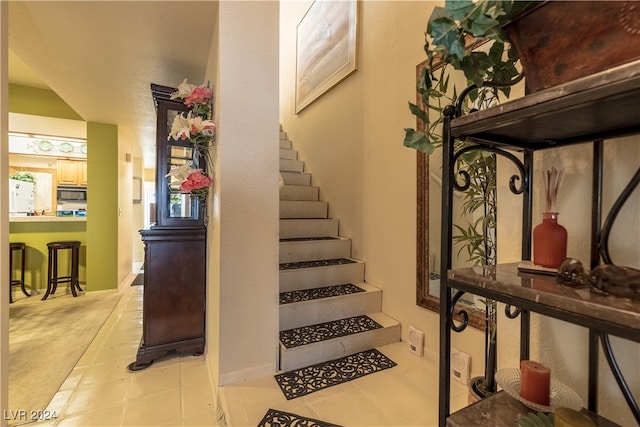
top-left (520, 360), bottom-right (551, 406)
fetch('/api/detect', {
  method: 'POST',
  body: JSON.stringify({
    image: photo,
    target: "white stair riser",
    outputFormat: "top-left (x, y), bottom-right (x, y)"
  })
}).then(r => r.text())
top-left (279, 261), bottom-right (365, 292)
top-left (280, 238), bottom-right (350, 263)
top-left (280, 158), bottom-right (304, 173)
top-left (280, 219), bottom-right (339, 239)
top-left (280, 171), bottom-right (311, 186)
top-left (279, 286), bottom-right (382, 330)
top-left (280, 138), bottom-right (292, 149)
top-left (279, 318), bottom-right (400, 371)
top-left (280, 148), bottom-right (298, 160)
top-left (280, 201), bottom-right (327, 219)
top-left (280, 185), bottom-right (319, 201)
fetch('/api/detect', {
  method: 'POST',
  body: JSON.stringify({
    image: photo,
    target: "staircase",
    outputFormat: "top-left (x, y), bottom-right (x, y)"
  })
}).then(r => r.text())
top-left (278, 127), bottom-right (400, 371)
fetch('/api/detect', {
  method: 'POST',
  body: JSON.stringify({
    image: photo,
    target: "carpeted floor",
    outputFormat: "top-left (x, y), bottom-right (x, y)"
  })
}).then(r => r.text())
top-left (8, 290), bottom-right (122, 422)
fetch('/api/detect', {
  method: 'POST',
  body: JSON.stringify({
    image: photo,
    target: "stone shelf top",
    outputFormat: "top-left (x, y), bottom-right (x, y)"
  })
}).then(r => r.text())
top-left (447, 263), bottom-right (640, 342)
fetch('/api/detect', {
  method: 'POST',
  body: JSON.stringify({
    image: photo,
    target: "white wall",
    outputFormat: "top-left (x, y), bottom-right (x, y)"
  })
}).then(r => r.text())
top-left (207, 1), bottom-right (280, 386)
top-left (281, 1), bottom-right (639, 425)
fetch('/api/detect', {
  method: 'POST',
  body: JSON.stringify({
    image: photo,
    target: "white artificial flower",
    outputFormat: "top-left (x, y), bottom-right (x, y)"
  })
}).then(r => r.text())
top-left (165, 163), bottom-right (195, 182)
top-left (170, 78), bottom-right (196, 100)
top-left (169, 114), bottom-right (191, 140)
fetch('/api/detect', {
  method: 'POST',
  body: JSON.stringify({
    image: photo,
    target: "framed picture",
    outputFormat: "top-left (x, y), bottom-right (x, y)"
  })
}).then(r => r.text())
top-left (295, 0), bottom-right (358, 113)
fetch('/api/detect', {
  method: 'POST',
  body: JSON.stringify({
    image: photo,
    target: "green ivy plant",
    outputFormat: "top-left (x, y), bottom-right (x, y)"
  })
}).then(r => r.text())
top-left (403, 0), bottom-right (535, 154)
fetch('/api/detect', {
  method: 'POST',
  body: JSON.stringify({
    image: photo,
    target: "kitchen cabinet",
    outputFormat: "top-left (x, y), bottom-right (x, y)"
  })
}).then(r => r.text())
top-left (57, 159), bottom-right (87, 185)
top-left (438, 60), bottom-right (640, 426)
top-left (128, 84), bottom-right (207, 371)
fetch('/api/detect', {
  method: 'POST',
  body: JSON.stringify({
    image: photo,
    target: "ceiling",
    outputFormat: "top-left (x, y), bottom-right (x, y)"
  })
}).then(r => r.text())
top-left (7, 1), bottom-right (218, 168)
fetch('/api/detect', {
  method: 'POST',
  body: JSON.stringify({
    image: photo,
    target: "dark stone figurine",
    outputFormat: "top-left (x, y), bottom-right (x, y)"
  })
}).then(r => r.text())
top-left (557, 258), bottom-right (640, 300)
top-left (587, 264), bottom-right (640, 300)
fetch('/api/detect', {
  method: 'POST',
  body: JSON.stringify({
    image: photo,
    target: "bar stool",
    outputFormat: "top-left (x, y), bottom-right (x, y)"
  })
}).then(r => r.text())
top-left (9, 242), bottom-right (30, 303)
top-left (43, 241), bottom-right (82, 301)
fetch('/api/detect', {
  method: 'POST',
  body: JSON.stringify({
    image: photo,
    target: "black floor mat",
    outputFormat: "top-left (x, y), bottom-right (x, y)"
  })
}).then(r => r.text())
top-left (280, 284), bottom-right (364, 304)
top-left (279, 315), bottom-right (382, 349)
top-left (257, 408), bottom-right (341, 427)
top-left (131, 273), bottom-right (144, 286)
top-left (274, 349), bottom-right (397, 400)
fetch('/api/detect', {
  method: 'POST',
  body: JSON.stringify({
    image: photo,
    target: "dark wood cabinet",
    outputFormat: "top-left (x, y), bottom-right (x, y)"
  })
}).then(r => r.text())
top-left (128, 84), bottom-right (207, 371)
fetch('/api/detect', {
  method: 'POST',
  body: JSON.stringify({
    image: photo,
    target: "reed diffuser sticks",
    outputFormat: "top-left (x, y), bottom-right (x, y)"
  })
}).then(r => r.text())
top-left (545, 167), bottom-right (564, 213)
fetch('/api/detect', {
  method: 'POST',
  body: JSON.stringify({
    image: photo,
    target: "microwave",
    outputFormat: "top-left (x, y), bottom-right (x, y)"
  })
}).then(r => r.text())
top-left (57, 186), bottom-right (88, 202)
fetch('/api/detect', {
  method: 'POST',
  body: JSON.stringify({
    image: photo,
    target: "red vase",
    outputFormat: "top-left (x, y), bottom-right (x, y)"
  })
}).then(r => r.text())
top-left (533, 212), bottom-right (567, 269)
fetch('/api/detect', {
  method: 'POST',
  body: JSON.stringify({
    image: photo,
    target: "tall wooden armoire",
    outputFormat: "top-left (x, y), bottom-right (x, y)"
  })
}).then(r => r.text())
top-left (128, 84), bottom-right (207, 371)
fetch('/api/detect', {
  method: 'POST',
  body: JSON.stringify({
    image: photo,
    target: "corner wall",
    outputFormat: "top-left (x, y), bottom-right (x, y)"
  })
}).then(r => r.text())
top-left (207, 1), bottom-right (280, 386)
top-left (86, 122), bottom-right (118, 291)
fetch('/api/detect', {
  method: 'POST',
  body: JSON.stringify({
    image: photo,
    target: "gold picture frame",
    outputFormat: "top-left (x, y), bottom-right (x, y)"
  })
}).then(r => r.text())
top-left (295, 0), bottom-right (358, 113)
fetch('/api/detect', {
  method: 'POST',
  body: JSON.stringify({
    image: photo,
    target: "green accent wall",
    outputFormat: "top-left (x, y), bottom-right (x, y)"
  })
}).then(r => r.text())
top-left (86, 122), bottom-right (118, 291)
top-left (8, 84), bottom-right (83, 120)
top-left (8, 85), bottom-right (118, 292)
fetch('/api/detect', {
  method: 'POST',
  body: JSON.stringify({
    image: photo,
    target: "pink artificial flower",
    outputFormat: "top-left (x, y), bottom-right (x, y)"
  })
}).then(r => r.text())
top-left (185, 86), bottom-right (213, 106)
top-left (180, 170), bottom-right (212, 193)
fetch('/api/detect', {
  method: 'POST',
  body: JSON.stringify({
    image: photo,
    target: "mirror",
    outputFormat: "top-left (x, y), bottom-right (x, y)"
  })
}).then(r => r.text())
top-left (414, 59), bottom-right (487, 331)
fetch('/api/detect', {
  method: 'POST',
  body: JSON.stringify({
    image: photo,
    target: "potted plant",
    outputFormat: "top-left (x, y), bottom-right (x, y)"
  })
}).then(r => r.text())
top-left (404, 0), bottom-right (640, 154)
top-left (453, 149), bottom-right (499, 402)
top-left (403, 0), bottom-right (521, 400)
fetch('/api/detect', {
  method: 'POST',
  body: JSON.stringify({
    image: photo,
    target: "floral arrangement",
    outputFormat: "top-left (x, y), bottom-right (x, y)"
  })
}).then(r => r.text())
top-left (166, 79), bottom-right (215, 201)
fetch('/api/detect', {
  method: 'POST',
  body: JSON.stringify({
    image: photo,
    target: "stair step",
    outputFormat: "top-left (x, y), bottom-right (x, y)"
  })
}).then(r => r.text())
top-left (280, 158), bottom-right (304, 173)
top-left (280, 200), bottom-right (328, 219)
top-left (280, 148), bottom-right (298, 160)
top-left (280, 184), bottom-right (319, 201)
top-left (279, 283), bottom-right (382, 330)
top-left (280, 171), bottom-right (311, 186)
top-left (279, 219), bottom-right (339, 239)
top-left (280, 139), bottom-right (292, 149)
top-left (279, 236), bottom-right (350, 263)
top-left (279, 258), bottom-right (365, 292)
top-left (279, 312), bottom-right (400, 371)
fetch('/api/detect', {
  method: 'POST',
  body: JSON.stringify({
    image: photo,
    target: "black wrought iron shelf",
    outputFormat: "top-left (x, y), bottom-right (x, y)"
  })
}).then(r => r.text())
top-left (450, 59), bottom-right (640, 151)
top-left (438, 58), bottom-right (640, 427)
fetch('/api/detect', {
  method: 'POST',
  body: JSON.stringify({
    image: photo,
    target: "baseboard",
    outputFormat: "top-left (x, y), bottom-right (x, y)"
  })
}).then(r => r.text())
top-left (119, 273), bottom-right (137, 292)
top-left (219, 362), bottom-right (277, 386)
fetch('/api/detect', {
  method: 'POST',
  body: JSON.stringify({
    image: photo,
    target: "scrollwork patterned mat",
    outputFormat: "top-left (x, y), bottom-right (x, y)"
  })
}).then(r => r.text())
top-left (274, 349), bottom-right (397, 400)
top-left (257, 408), bottom-right (341, 427)
top-left (280, 284), bottom-right (364, 305)
top-left (279, 258), bottom-right (356, 271)
top-left (279, 315), bottom-right (382, 349)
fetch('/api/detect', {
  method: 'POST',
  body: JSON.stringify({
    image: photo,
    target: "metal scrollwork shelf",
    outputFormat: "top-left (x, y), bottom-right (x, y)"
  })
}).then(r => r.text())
top-left (439, 60), bottom-right (640, 427)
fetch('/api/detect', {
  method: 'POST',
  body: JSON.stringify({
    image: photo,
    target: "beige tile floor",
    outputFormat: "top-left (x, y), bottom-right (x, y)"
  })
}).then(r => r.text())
top-left (26, 283), bottom-right (469, 427)
top-left (220, 341), bottom-right (469, 427)
top-left (37, 284), bottom-right (220, 427)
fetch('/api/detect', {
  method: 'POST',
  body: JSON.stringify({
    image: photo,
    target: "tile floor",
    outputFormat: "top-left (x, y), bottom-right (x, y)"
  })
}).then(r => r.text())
top-left (35, 285), bottom-right (220, 427)
top-left (24, 283), bottom-right (469, 427)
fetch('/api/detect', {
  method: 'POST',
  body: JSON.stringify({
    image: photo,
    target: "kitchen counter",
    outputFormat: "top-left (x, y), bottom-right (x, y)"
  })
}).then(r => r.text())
top-left (10, 216), bottom-right (86, 223)
top-left (10, 216), bottom-right (87, 294)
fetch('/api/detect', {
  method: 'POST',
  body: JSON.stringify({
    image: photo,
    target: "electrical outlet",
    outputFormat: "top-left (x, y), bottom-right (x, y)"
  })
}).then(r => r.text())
top-left (451, 347), bottom-right (471, 385)
top-left (408, 326), bottom-right (424, 357)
